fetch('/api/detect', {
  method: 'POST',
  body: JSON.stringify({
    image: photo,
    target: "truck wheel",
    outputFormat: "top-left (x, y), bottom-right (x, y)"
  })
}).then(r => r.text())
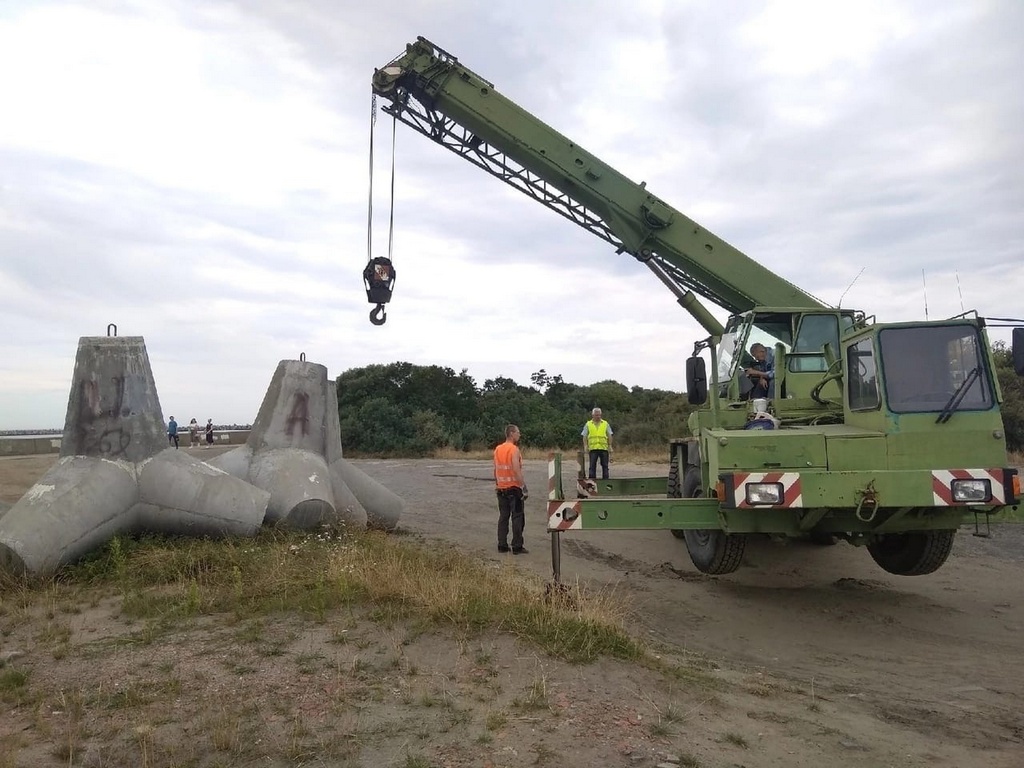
top-left (667, 457), bottom-right (686, 539)
top-left (867, 530), bottom-right (955, 576)
top-left (680, 466), bottom-right (745, 575)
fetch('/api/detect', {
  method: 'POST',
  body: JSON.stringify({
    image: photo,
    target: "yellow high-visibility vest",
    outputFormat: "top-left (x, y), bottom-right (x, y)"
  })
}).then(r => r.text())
top-left (585, 420), bottom-right (610, 450)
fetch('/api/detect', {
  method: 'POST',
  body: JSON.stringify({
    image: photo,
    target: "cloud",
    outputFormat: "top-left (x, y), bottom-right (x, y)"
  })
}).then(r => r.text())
top-left (1, 0), bottom-right (1021, 430)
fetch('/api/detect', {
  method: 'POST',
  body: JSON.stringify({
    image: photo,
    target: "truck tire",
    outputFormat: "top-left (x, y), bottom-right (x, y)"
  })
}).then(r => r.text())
top-left (679, 466), bottom-right (745, 575)
top-left (667, 457), bottom-right (686, 539)
top-left (867, 530), bottom-right (955, 576)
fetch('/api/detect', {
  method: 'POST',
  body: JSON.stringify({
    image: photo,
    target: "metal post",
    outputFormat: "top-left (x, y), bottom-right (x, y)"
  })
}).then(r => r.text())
top-left (550, 530), bottom-right (562, 583)
top-left (548, 451), bottom-right (564, 502)
top-left (708, 338), bottom-right (722, 429)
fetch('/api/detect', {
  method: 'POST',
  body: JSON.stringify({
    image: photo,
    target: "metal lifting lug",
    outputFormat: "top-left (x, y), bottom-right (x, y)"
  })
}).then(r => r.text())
top-left (369, 304), bottom-right (388, 326)
top-left (855, 482), bottom-right (880, 523)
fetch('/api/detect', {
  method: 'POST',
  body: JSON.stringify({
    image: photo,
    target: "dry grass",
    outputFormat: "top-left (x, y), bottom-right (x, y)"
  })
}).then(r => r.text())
top-left (0, 532), bottom-right (643, 663)
top-left (2, 527), bottom-right (642, 666)
top-left (0, 529), bottom-right (726, 767)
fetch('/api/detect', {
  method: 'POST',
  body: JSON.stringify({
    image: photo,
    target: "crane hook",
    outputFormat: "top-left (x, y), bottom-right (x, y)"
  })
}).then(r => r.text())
top-left (364, 257), bottom-right (395, 326)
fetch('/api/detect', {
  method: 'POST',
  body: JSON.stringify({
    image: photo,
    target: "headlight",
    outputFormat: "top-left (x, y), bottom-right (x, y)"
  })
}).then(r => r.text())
top-left (951, 479), bottom-right (991, 502)
top-left (745, 482), bottom-right (783, 505)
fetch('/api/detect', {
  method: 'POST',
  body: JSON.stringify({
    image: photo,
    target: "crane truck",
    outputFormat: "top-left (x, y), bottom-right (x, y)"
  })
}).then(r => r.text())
top-left (369, 37), bottom-right (1023, 578)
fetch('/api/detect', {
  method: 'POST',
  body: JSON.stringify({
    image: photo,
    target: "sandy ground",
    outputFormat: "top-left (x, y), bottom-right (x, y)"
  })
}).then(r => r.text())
top-left (1, 450), bottom-right (1022, 767)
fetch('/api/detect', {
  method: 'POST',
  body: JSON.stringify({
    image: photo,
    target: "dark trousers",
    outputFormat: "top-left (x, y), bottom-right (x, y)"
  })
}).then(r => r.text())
top-left (496, 488), bottom-right (525, 550)
top-left (168, 434), bottom-right (179, 448)
top-left (746, 376), bottom-right (773, 399)
top-left (588, 449), bottom-right (609, 480)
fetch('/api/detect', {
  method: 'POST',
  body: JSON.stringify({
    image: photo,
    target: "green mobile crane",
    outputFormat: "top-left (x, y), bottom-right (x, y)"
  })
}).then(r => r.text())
top-left (370, 37), bottom-right (1023, 577)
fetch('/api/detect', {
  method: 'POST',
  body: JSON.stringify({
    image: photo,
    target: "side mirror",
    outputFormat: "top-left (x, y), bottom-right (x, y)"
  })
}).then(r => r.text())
top-left (686, 357), bottom-right (708, 405)
top-left (1013, 328), bottom-right (1024, 376)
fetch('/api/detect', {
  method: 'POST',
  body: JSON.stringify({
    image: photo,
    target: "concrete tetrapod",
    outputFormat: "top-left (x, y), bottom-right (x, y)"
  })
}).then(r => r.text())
top-left (331, 458), bottom-right (403, 531)
top-left (0, 335), bottom-right (269, 576)
top-left (209, 361), bottom-right (403, 530)
top-left (324, 381), bottom-right (373, 526)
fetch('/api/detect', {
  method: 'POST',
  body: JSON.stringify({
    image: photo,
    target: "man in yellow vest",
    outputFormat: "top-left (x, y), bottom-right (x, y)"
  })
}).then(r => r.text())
top-left (581, 407), bottom-right (613, 480)
top-left (493, 424), bottom-right (528, 554)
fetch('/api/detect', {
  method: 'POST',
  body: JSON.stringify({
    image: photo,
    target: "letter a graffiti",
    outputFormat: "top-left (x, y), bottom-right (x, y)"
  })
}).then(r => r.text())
top-left (286, 392), bottom-right (310, 437)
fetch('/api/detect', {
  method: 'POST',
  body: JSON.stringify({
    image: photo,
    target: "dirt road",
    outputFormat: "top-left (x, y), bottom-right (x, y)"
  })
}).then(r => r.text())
top-left (357, 456), bottom-right (1024, 765)
top-left (2, 452), bottom-right (1022, 766)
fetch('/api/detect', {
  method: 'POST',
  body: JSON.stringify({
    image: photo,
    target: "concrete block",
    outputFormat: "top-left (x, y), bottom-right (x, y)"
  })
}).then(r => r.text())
top-left (60, 336), bottom-right (166, 462)
top-left (326, 381), bottom-right (344, 465)
top-left (0, 334), bottom-right (272, 576)
top-left (248, 361), bottom-right (330, 455)
top-left (137, 449), bottom-right (267, 536)
top-left (333, 458), bottom-right (404, 531)
top-left (220, 359), bottom-right (403, 530)
top-left (250, 448), bottom-right (336, 528)
top-left (0, 456), bottom-right (138, 575)
top-left (328, 460), bottom-right (368, 528)
top-left (206, 445), bottom-right (254, 480)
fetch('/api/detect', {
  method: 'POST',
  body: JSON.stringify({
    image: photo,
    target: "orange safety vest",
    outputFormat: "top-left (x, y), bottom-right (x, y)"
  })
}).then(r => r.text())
top-left (493, 441), bottom-right (522, 489)
top-left (585, 420), bottom-right (610, 450)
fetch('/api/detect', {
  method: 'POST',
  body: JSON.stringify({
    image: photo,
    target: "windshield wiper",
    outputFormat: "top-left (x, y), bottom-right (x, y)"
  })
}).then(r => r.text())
top-left (936, 366), bottom-right (981, 424)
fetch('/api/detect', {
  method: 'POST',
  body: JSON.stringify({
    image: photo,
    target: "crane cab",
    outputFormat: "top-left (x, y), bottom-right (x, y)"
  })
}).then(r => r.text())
top-left (686, 308), bottom-right (860, 427)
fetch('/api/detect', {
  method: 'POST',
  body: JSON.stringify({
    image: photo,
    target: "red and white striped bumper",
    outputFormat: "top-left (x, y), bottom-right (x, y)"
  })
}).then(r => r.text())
top-left (547, 500), bottom-right (582, 530)
top-left (722, 472), bottom-right (803, 508)
top-left (931, 468), bottom-right (1017, 505)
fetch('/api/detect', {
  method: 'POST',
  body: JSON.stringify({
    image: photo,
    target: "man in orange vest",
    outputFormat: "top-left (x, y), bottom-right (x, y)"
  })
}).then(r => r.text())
top-left (493, 424), bottom-right (528, 554)
top-left (581, 407), bottom-right (613, 480)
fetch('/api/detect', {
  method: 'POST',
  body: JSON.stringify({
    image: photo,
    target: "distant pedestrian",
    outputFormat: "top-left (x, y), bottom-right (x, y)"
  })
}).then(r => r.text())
top-left (493, 424), bottom-right (528, 555)
top-left (188, 418), bottom-right (200, 448)
top-left (205, 419), bottom-right (214, 447)
top-left (581, 407), bottom-right (613, 480)
top-left (167, 416), bottom-right (179, 449)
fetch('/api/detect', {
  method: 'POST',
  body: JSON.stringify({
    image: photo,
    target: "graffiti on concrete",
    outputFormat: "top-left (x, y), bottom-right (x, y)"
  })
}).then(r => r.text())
top-left (286, 392), bottom-right (310, 438)
top-left (70, 374), bottom-right (142, 457)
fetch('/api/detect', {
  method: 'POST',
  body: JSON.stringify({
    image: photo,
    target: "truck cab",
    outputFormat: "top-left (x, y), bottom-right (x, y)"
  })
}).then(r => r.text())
top-left (697, 310), bottom-right (1008, 476)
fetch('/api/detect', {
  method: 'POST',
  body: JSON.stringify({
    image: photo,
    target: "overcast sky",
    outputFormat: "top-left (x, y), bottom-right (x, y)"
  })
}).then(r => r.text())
top-left (1, 0), bottom-right (1021, 430)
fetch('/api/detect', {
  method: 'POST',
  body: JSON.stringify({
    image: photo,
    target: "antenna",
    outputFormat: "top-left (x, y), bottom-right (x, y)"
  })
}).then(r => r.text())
top-left (837, 266), bottom-right (866, 308)
top-left (922, 270), bottom-right (929, 320)
top-left (955, 272), bottom-right (965, 313)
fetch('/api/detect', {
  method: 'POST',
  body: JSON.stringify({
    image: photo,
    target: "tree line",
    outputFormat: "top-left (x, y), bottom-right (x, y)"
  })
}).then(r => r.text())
top-left (335, 363), bottom-right (693, 456)
top-left (336, 352), bottom-right (1024, 457)
top-left (993, 342), bottom-right (1024, 453)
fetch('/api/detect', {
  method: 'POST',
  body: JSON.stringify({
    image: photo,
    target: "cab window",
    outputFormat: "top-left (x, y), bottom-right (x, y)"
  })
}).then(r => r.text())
top-left (789, 314), bottom-right (840, 373)
top-left (847, 337), bottom-right (879, 411)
